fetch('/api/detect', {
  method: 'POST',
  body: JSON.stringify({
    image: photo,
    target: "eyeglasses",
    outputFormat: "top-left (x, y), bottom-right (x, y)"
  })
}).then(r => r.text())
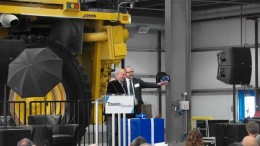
top-left (126, 71), bottom-right (134, 73)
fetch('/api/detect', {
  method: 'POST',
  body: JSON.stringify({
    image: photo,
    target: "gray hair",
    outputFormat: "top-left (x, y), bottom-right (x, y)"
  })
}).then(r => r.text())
top-left (17, 138), bottom-right (34, 146)
top-left (140, 143), bottom-right (151, 146)
top-left (131, 136), bottom-right (147, 146)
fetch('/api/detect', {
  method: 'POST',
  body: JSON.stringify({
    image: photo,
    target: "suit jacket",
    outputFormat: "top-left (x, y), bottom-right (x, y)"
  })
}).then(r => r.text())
top-left (106, 79), bottom-right (126, 95)
top-left (123, 77), bottom-right (159, 115)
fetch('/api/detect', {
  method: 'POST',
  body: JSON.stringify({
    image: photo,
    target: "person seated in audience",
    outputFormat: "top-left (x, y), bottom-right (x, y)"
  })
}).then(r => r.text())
top-left (185, 129), bottom-right (204, 146)
top-left (17, 138), bottom-right (35, 146)
top-left (228, 142), bottom-right (243, 146)
top-left (242, 121), bottom-right (259, 146)
top-left (130, 136), bottom-right (147, 146)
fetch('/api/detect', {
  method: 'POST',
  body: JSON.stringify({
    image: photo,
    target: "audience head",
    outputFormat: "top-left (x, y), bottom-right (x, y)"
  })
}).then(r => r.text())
top-left (228, 142), bottom-right (243, 146)
top-left (246, 121), bottom-right (259, 136)
top-left (125, 66), bottom-right (134, 79)
top-left (89, 144), bottom-right (98, 146)
top-left (130, 136), bottom-right (147, 146)
top-left (115, 68), bottom-right (126, 81)
top-left (242, 135), bottom-right (258, 146)
top-left (140, 143), bottom-right (151, 146)
top-left (185, 129), bottom-right (204, 146)
top-left (17, 138), bottom-right (34, 146)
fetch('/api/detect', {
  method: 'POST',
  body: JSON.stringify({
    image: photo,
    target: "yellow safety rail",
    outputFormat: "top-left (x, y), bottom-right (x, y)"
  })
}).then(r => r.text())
top-left (191, 116), bottom-right (214, 130)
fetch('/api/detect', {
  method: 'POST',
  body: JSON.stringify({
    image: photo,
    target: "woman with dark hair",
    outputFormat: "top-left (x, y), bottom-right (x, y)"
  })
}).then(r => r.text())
top-left (185, 129), bottom-right (204, 146)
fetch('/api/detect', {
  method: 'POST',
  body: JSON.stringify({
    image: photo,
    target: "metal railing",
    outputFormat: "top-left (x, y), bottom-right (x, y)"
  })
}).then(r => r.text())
top-left (0, 100), bottom-right (26, 126)
top-left (0, 100), bottom-right (107, 145)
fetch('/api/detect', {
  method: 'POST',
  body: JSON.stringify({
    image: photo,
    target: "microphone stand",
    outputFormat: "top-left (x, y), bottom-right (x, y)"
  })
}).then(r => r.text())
top-left (4, 84), bottom-right (7, 129)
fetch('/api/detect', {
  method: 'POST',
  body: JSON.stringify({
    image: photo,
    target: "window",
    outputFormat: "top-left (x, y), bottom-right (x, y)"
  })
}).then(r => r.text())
top-left (238, 90), bottom-right (255, 122)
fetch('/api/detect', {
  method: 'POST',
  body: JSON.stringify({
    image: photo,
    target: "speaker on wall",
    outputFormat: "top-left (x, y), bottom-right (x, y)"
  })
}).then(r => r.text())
top-left (217, 47), bottom-right (252, 85)
top-left (217, 65), bottom-right (252, 85)
top-left (217, 47), bottom-right (252, 66)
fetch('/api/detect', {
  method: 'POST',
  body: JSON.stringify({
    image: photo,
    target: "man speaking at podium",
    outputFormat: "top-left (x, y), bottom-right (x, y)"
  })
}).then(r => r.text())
top-left (106, 68), bottom-right (126, 146)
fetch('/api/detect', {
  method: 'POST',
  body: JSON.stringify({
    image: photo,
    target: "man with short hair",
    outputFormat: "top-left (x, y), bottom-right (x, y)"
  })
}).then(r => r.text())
top-left (17, 138), bottom-right (34, 146)
top-left (242, 121), bottom-right (259, 146)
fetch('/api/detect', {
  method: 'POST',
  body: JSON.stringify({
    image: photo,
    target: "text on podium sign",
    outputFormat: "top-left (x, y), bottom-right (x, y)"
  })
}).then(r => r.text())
top-left (105, 95), bottom-right (134, 114)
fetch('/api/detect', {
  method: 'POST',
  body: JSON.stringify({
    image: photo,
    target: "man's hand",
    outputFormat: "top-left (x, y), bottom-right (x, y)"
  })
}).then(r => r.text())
top-left (158, 81), bottom-right (169, 86)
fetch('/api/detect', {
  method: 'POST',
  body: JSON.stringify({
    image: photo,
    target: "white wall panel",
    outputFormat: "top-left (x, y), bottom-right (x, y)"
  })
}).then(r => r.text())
top-left (192, 18), bottom-right (256, 49)
top-left (191, 95), bottom-right (233, 120)
top-left (127, 29), bottom-right (158, 50)
top-left (125, 52), bottom-right (158, 73)
top-left (192, 18), bottom-right (241, 48)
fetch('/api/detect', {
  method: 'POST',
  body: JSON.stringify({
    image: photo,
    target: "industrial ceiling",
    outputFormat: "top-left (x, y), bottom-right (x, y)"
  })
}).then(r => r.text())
top-left (84, 0), bottom-right (260, 21)
top-left (127, 0), bottom-right (260, 21)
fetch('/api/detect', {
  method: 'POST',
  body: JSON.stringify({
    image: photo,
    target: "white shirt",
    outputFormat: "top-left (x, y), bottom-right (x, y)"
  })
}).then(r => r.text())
top-left (126, 78), bottom-right (138, 105)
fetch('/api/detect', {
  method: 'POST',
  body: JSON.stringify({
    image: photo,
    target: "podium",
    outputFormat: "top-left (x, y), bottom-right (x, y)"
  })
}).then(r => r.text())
top-left (94, 95), bottom-right (134, 146)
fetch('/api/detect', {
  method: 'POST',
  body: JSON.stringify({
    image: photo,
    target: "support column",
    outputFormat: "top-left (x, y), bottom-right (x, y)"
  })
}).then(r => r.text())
top-left (165, 0), bottom-right (191, 144)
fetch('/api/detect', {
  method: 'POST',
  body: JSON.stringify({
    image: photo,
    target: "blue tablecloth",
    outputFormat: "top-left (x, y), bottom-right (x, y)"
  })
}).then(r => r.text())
top-left (120, 118), bottom-right (164, 146)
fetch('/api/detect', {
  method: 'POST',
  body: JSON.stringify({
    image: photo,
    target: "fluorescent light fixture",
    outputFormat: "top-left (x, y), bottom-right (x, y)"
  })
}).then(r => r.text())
top-left (138, 27), bottom-right (149, 33)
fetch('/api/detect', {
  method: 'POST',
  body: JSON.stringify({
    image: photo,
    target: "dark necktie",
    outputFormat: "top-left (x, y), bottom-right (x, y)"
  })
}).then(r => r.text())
top-left (129, 79), bottom-right (138, 105)
top-left (129, 79), bottom-right (133, 94)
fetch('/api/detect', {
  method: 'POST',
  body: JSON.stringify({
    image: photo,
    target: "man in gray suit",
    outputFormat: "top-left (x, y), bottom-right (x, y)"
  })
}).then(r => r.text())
top-left (123, 66), bottom-right (168, 117)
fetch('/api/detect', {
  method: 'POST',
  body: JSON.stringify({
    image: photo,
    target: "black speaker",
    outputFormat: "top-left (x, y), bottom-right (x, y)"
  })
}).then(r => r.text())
top-left (217, 47), bottom-right (252, 85)
top-left (217, 47), bottom-right (252, 66)
top-left (217, 65), bottom-right (252, 84)
top-left (227, 123), bottom-right (247, 142)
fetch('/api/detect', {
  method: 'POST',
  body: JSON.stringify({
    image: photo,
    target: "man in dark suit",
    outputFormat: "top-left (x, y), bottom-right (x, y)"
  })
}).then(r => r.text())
top-left (123, 66), bottom-right (168, 117)
top-left (106, 68), bottom-right (126, 146)
top-left (106, 69), bottom-right (126, 94)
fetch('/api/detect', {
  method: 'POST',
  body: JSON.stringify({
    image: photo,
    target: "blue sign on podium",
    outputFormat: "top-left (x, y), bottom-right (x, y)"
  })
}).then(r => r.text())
top-left (121, 118), bottom-right (164, 146)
